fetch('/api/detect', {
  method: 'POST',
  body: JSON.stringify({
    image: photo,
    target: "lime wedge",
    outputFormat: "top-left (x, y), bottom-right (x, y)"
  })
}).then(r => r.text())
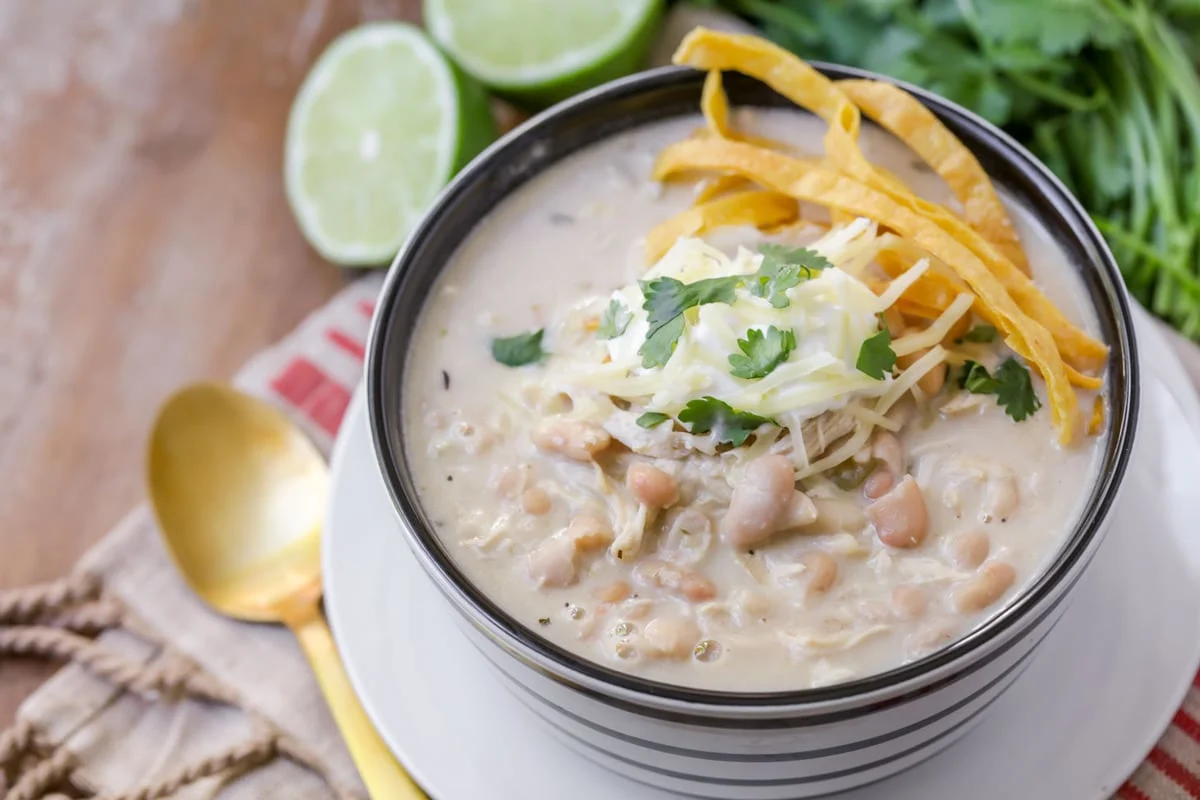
top-left (425, 0), bottom-right (664, 107)
top-left (285, 23), bottom-right (495, 266)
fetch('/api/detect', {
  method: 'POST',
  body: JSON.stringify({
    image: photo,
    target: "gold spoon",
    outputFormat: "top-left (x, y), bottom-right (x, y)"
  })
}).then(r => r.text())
top-left (146, 382), bottom-right (423, 798)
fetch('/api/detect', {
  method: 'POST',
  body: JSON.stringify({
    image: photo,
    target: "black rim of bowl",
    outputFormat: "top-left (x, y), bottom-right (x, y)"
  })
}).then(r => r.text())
top-left (367, 65), bottom-right (1139, 709)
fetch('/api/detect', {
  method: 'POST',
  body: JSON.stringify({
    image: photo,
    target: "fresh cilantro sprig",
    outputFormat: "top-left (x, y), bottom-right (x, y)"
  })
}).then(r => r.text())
top-left (750, 245), bottom-right (832, 308)
top-left (729, 325), bottom-right (797, 379)
top-left (959, 358), bottom-right (1042, 421)
top-left (638, 276), bottom-right (741, 368)
top-left (635, 411), bottom-right (670, 429)
top-left (710, 0), bottom-right (1200, 341)
top-left (856, 329), bottom-right (897, 380)
top-left (959, 360), bottom-right (998, 393)
top-left (491, 329), bottom-right (545, 367)
top-left (677, 396), bottom-right (774, 447)
top-left (596, 299), bottom-right (632, 340)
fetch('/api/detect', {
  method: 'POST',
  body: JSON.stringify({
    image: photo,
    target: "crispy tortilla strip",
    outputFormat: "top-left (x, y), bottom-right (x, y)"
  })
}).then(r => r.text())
top-left (838, 79), bottom-right (1029, 274)
top-left (699, 69), bottom-right (801, 153)
top-left (868, 278), bottom-right (959, 320)
top-left (644, 189), bottom-right (799, 263)
top-left (1068, 367), bottom-right (1104, 391)
top-left (655, 137), bottom-right (1107, 371)
top-left (674, 28), bottom-right (875, 186)
top-left (694, 174), bottom-right (753, 204)
top-left (1088, 395), bottom-right (1105, 435)
top-left (652, 137), bottom-right (1081, 442)
top-left (674, 30), bottom-right (1106, 371)
top-left (876, 241), bottom-right (967, 315)
top-left (702, 70), bottom-right (732, 138)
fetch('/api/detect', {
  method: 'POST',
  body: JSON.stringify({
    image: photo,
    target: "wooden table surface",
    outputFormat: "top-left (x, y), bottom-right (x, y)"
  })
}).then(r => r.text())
top-left (0, 0), bottom-right (418, 727)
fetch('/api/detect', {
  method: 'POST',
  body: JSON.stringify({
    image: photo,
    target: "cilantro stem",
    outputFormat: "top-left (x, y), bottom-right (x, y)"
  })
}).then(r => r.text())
top-left (1003, 71), bottom-right (1108, 114)
top-left (1092, 216), bottom-right (1200, 302)
top-left (729, 0), bottom-right (820, 41)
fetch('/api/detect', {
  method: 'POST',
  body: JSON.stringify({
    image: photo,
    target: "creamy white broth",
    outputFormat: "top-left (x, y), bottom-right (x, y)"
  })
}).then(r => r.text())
top-left (402, 110), bottom-right (1102, 691)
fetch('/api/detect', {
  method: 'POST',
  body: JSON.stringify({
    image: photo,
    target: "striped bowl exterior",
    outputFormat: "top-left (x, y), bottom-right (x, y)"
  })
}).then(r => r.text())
top-left (427, 514), bottom-right (1099, 799)
top-left (366, 65), bottom-right (1139, 800)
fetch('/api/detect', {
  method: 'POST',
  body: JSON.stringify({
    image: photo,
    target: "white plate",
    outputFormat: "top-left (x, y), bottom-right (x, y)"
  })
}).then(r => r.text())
top-left (324, 309), bottom-right (1200, 799)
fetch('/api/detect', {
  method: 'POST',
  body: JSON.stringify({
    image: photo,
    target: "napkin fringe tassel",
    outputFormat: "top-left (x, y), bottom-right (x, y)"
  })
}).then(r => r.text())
top-left (0, 572), bottom-right (363, 800)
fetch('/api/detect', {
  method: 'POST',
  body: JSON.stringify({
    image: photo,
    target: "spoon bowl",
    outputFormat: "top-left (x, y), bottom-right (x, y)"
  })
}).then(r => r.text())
top-left (148, 384), bottom-right (327, 622)
top-left (147, 382), bottom-right (422, 798)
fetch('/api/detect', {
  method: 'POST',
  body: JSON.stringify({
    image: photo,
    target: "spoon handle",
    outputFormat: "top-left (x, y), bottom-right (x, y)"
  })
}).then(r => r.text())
top-left (290, 608), bottom-right (426, 799)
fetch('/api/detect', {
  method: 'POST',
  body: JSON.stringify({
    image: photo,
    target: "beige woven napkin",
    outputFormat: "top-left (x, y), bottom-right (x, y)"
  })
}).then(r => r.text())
top-left (2, 276), bottom-right (381, 800)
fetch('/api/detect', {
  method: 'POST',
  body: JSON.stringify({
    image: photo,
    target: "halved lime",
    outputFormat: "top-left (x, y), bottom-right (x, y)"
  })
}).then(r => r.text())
top-left (425, 0), bottom-right (665, 107)
top-left (285, 23), bottom-right (495, 266)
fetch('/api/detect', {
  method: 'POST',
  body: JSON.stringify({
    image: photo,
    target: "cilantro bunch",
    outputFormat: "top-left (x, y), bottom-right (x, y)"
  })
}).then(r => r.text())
top-left (701, 0), bottom-right (1200, 339)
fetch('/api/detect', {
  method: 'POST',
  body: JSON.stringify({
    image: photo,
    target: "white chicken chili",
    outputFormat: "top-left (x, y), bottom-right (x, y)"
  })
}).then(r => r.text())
top-left (401, 109), bottom-right (1103, 692)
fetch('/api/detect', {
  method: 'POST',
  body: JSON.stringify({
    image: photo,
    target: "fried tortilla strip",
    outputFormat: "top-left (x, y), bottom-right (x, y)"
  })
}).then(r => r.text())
top-left (702, 70), bottom-right (732, 138)
top-left (644, 189), bottom-right (799, 263)
top-left (674, 29), bottom-right (891, 192)
top-left (876, 240), bottom-right (968, 315)
top-left (673, 30), bottom-right (1106, 371)
top-left (838, 78), bottom-right (1029, 274)
top-left (699, 69), bottom-right (800, 153)
top-left (655, 136), bottom-right (1107, 372)
top-left (652, 137), bottom-right (1082, 442)
top-left (693, 174), bottom-right (753, 204)
top-left (1088, 395), bottom-right (1106, 435)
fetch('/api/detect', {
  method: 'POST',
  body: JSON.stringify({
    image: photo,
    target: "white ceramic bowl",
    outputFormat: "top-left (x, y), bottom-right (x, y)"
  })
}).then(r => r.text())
top-left (365, 66), bottom-right (1139, 798)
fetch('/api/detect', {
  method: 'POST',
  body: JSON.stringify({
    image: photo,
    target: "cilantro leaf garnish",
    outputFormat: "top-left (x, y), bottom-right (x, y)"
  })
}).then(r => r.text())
top-left (677, 396), bottom-right (773, 447)
top-left (959, 358), bottom-right (1041, 421)
top-left (959, 360), bottom-right (999, 393)
top-left (636, 411), bottom-right (670, 429)
top-left (729, 325), bottom-right (797, 379)
top-left (491, 329), bottom-right (545, 367)
top-left (596, 299), bottom-right (632, 340)
top-left (993, 358), bottom-right (1042, 421)
top-left (639, 315), bottom-right (685, 369)
top-left (643, 276), bottom-right (740, 327)
top-left (856, 329), bottom-right (897, 379)
top-left (959, 324), bottom-right (998, 343)
top-left (750, 245), bottom-right (833, 308)
top-left (638, 276), bottom-right (740, 368)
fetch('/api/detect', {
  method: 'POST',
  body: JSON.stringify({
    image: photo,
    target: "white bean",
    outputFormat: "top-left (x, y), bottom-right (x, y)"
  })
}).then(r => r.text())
top-left (635, 559), bottom-right (717, 602)
top-left (527, 512), bottom-right (613, 589)
top-left (527, 535), bottom-right (578, 588)
top-left (952, 561), bottom-right (1016, 613)
top-left (891, 585), bottom-right (929, 621)
top-left (521, 488), bottom-right (552, 515)
top-left (779, 490), bottom-right (818, 531)
top-left (566, 511), bottom-right (613, 550)
top-left (863, 468), bottom-right (895, 500)
top-left (626, 463), bottom-right (679, 508)
top-left (898, 348), bottom-right (946, 395)
top-left (643, 617), bottom-right (700, 660)
top-left (867, 475), bottom-right (929, 549)
top-left (871, 431), bottom-right (905, 476)
top-left (801, 551), bottom-right (838, 595)
top-left (948, 530), bottom-right (990, 569)
top-left (532, 418), bottom-right (611, 461)
top-left (809, 497), bottom-right (868, 534)
top-left (594, 581), bottom-right (630, 604)
top-left (720, 454), bottom-right (795, 548)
